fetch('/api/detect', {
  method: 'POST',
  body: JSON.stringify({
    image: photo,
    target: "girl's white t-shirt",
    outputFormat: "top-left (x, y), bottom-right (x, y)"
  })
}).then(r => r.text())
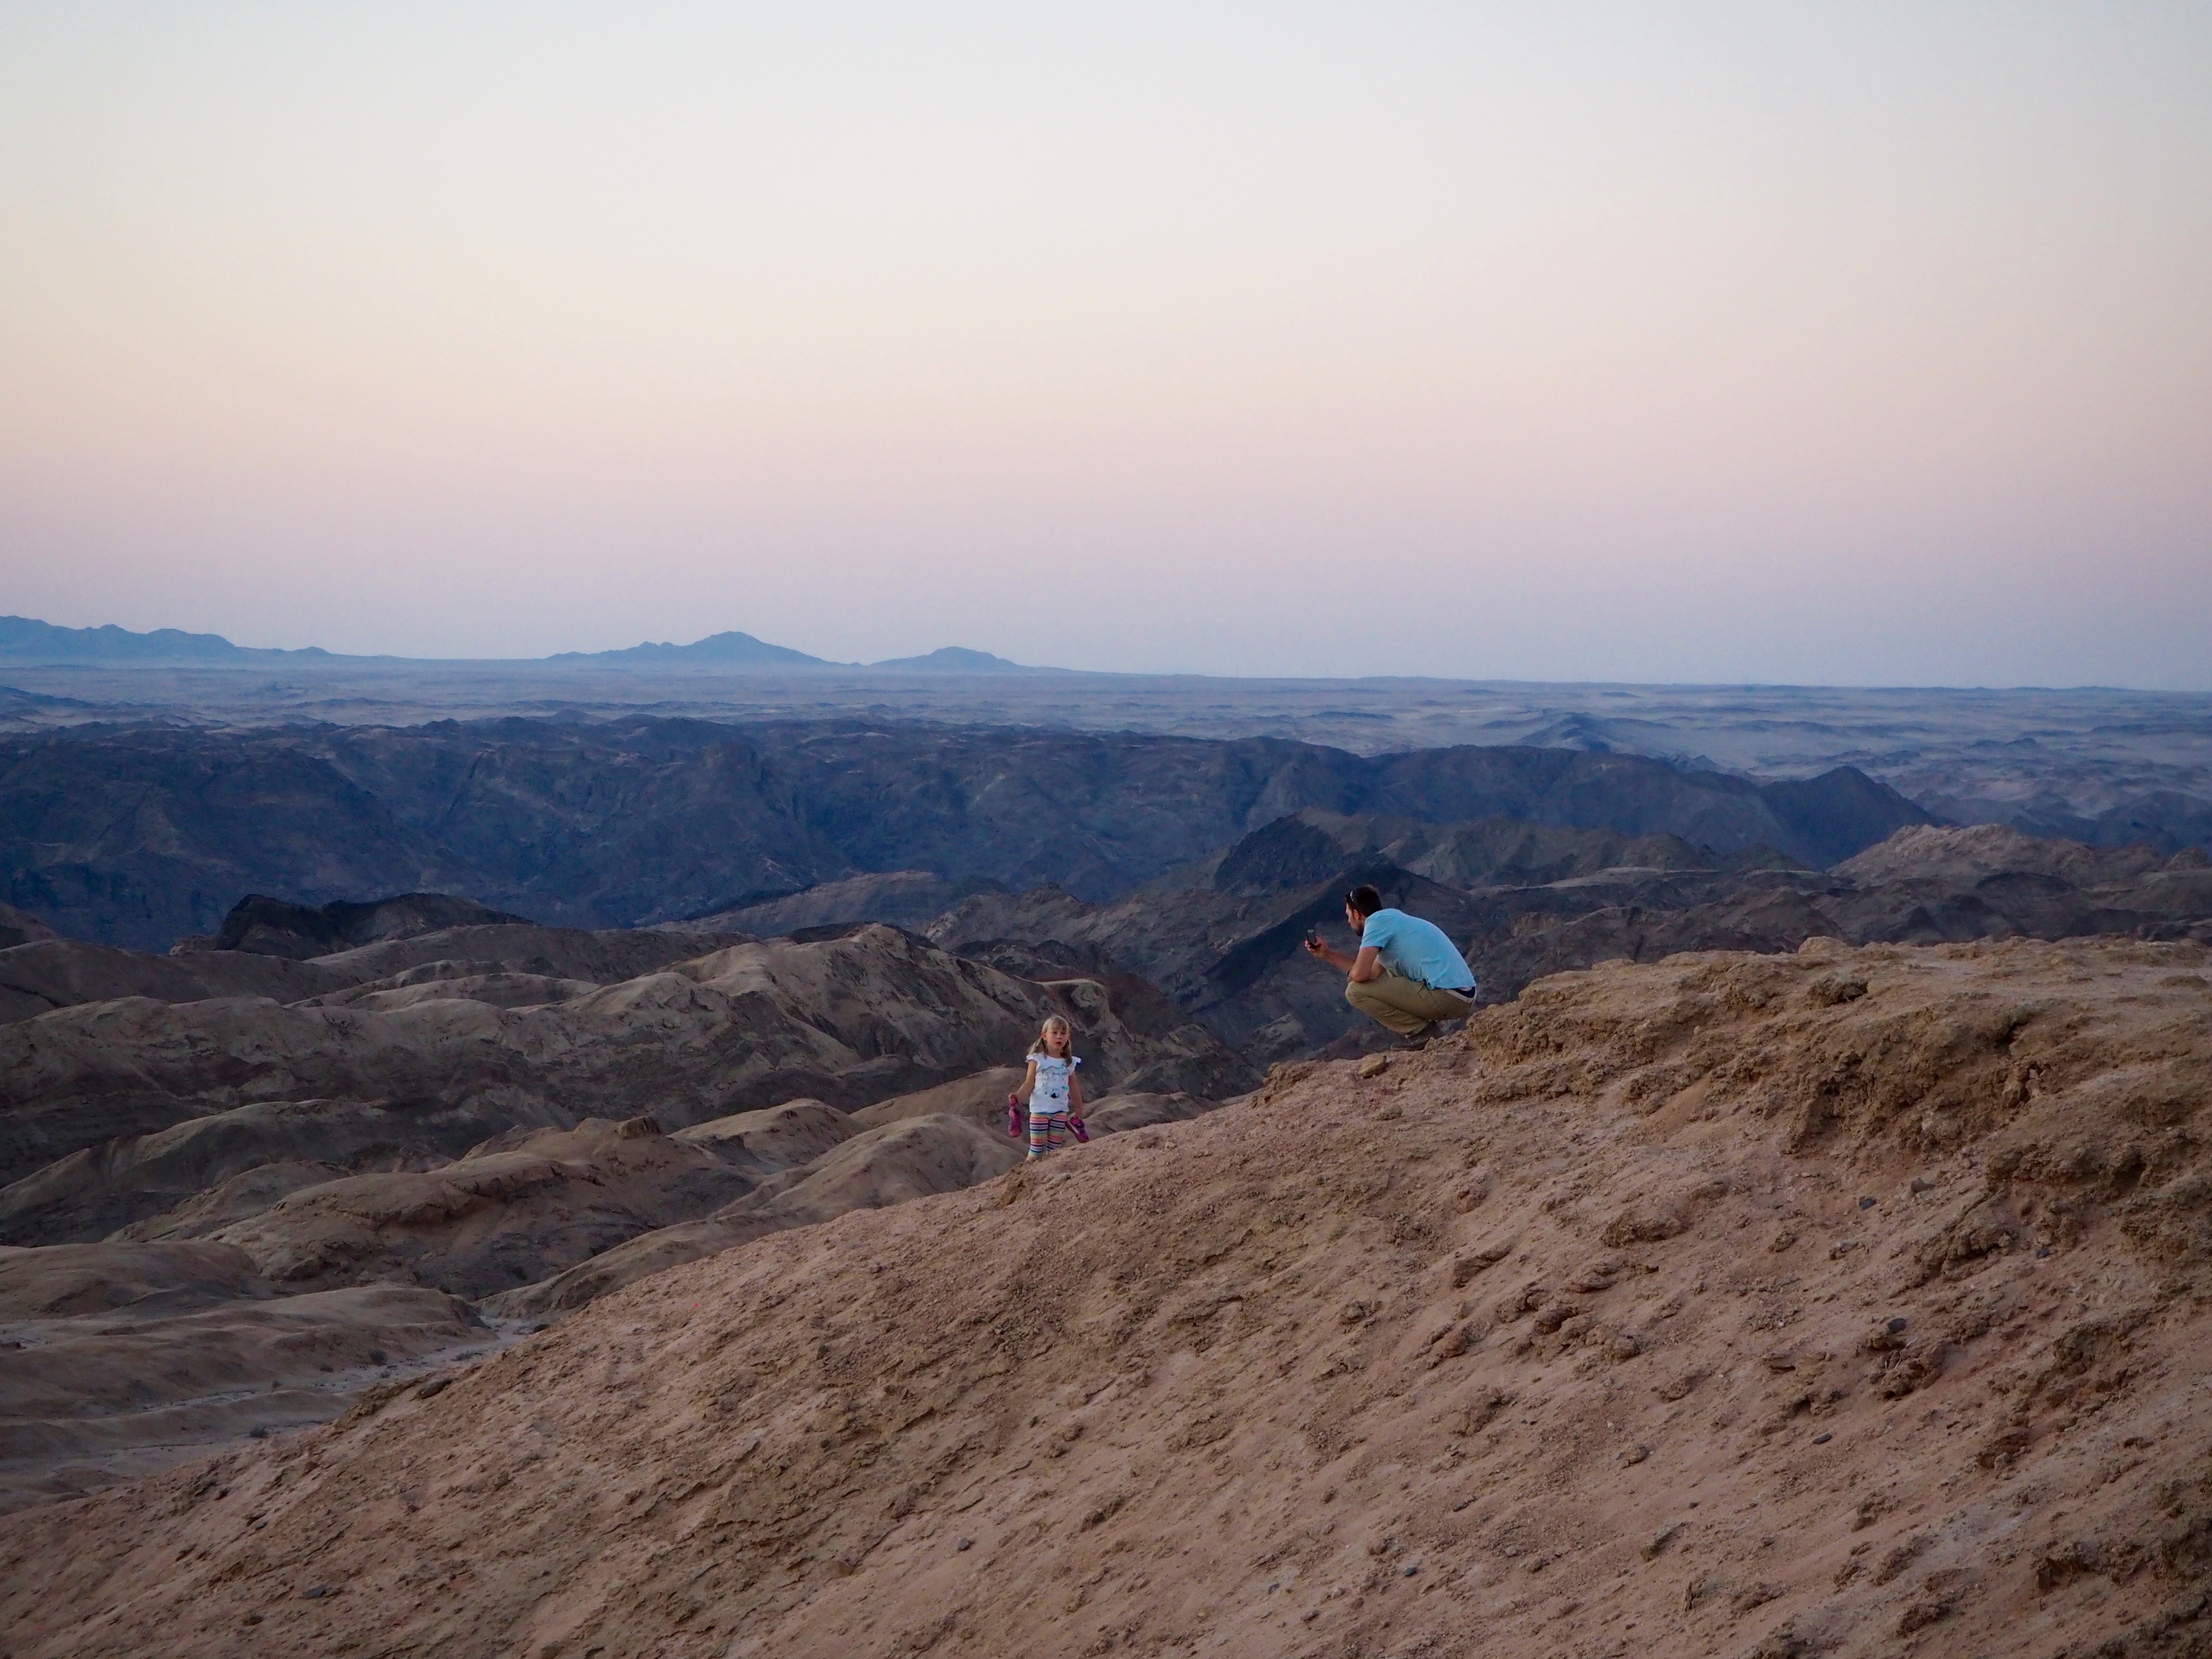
top-left (1030, 1053), bottom-right (1080, 1116)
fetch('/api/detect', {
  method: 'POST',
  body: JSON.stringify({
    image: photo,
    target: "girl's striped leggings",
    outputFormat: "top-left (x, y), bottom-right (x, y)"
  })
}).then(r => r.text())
top-left (1027, 1111), bottom-right (1069, 1157)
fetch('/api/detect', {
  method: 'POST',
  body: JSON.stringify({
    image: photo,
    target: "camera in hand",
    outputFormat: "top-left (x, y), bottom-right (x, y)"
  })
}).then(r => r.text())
top-left (1304, 928), bottom-right (1322, 949)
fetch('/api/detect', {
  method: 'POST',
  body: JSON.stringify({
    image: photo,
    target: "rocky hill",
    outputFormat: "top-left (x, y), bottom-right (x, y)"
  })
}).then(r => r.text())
top-left (0, 717), bottom-right (1928, 947)
top-left (4, 935), bottom-right (2209, 1657)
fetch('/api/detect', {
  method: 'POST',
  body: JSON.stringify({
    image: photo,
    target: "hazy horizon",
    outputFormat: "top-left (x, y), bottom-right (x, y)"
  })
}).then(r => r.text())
top-left (4, 4), bottom-right (2208, 689)
top-left (13, 609), bottom-right (2212, 697)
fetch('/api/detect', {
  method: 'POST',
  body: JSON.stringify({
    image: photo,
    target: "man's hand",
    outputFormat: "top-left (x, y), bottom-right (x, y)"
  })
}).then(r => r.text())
top-left (1305, 937), bottom-right (1352, 973)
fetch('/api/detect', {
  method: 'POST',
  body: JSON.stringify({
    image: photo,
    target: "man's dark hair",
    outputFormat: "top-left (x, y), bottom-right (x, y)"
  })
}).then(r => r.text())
top-left (1345, 884), bottom-right (1384, 917)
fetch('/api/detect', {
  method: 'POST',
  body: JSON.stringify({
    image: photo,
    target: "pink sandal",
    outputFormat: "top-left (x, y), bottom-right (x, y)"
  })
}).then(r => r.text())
top-left (1007, 1094), bottom-right (1024, 1138)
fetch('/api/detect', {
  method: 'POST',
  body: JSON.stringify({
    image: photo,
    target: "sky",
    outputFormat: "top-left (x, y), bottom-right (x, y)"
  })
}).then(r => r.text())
top-left (1, 3), bottom-right (2208, 685)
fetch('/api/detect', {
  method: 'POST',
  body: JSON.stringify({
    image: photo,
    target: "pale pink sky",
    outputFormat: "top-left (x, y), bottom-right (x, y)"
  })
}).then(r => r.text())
top-left (2, 3), bottom-right (2208, 684)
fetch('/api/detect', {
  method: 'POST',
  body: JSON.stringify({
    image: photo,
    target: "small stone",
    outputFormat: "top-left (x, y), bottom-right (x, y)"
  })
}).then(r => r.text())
top-left (954, 1537), bottom-right (973, 1551)
top-left (1858, 1197), bottom-right (1876, 1210)
top-left (1402, 1563), bottom-right (1419, 1577)
top-left (417, 1376), bottom-right (452, 1400)
top-left (302, 1585), bottom-right (329, 1600)
top-left (1812, 1432), bottom-right (1833, 1444)
top-left (1358, 1055), bottom-right (1391, 1079)
top-left (1620, 1443), bottom-right (1650, 1466)
top-left (1886, 1317), bottom-right (1908, 1334)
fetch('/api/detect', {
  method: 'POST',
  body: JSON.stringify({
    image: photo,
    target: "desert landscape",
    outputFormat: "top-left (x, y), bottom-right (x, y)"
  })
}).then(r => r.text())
top-left (6, 4), bottom-right (2208, 1651)
top-left (0, 650), bottom-right (2209, 1654)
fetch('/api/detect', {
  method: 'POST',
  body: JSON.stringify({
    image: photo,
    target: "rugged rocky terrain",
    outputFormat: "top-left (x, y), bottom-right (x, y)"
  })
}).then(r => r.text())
top-left (4, 935), bottom-right (2209, 1657)
top-left (923, 813), bottom-right (2212, 1058)
top-left (0, 914), bottom-right (1248, 1508)
top-left (0, 922), bottom-right (1248, 1191)
top-left (0, 717), bottom-right (1925, 947)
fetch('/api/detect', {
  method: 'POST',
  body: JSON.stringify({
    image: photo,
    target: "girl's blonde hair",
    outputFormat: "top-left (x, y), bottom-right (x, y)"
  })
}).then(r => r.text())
top-left (1029, 1014), bottom-right (1074, 1056)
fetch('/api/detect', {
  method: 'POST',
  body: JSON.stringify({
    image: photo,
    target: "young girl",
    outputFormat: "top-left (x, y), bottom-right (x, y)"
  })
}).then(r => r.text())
top-left (1012, 1015), bottom-right (1085, 1161)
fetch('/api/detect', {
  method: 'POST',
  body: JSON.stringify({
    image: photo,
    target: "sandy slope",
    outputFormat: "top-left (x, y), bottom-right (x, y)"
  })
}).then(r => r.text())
top-left (4, 936), bottom-right (2211, 1658)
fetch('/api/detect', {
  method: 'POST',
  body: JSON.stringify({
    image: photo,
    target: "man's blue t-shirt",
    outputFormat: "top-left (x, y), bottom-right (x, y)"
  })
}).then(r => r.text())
top-left (1359, 908), bottom-right (1477, 994)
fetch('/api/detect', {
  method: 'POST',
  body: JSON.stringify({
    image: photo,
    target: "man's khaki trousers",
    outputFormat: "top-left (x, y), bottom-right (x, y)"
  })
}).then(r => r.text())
top-left (1345, 968), bottom-right (1474, 1037)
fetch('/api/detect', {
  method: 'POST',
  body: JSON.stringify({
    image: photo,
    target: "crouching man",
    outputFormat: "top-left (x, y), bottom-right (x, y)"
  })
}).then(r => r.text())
top-left (1304, 883), bottom-right (1478, 1044)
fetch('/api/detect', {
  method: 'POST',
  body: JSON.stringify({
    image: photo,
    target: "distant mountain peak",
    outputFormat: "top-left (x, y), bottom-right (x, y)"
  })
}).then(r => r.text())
top-left (549, 631), bottom-right (833, 668)
top-left (868, 646), bottom-right (1046, 673)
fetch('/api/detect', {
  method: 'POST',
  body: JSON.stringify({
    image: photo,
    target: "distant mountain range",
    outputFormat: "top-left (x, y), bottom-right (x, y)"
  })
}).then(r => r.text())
top-left (545, 631), bottom-right (832, 668)
top-left (0, 616), bottom-right (1048, 673)
top-left (0, 616), bottom-right (336, 663)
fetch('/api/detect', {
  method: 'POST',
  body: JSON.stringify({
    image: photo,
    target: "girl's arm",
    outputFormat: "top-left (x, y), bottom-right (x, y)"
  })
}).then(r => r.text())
top-left (1018, 1059), bottom-right (1038, 1104)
